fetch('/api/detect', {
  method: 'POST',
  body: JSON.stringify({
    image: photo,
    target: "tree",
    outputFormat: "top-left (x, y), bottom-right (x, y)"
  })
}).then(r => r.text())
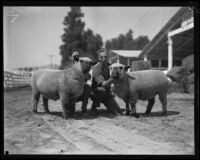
top-left (82, 29), bottom-right (103, 61)
top-left (135, 36), bottom-right (149, 50)
top-left (105, 40), bottom-right (111, 50)
top-left (59, 7), bottom-right (103, 69)
top-left (122, 29), bottom-right (136, 49)
top-left (105, 29), bottom-right (150, 51)
top-left (59, 7), bottom-right (85, 69)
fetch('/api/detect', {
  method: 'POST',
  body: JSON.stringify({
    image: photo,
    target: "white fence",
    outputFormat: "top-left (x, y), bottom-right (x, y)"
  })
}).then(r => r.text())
top-left (4, 71), bottom-right (31, 89)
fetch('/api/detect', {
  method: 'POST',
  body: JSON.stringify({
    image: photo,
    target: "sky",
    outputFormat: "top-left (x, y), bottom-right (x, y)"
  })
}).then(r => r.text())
top-left (3, 6), bottom-right (180, 70)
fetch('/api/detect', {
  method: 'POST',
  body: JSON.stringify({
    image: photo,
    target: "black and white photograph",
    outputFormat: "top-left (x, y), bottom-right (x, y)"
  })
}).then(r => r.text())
top-left (3, 5), bottom-right (197, 155)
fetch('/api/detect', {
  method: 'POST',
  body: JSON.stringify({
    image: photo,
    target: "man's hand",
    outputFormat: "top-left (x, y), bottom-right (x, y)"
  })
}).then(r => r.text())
top-left (101, 77), bottom-right (115, 87)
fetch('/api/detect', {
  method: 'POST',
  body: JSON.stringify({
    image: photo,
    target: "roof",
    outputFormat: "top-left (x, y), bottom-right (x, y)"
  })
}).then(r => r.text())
top-left (139, 7), bottom-right (194, 60)
top-left (110, 50), bottom-right (141, 58)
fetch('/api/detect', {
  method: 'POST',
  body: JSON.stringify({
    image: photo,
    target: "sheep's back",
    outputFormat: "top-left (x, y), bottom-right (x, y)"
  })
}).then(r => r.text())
top-left (32, 69), bottom-right (63, 99)
top-left (128, 70), bottom-right (168, 100)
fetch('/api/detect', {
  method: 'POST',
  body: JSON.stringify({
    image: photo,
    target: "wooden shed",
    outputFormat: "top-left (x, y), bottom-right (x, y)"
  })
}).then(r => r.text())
top-left (109, 50), bottom-right (142, 66)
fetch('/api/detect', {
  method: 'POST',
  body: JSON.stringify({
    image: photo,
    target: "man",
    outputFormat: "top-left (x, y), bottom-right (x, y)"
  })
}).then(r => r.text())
top-left (64, 49), bottom-right (91, 115)
top-left (90, 49), bottom-right (122, 115)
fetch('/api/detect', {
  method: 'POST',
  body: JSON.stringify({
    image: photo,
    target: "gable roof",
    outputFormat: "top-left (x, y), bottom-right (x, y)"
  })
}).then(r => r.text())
top-left (139, 7), bottom-right (194, 60)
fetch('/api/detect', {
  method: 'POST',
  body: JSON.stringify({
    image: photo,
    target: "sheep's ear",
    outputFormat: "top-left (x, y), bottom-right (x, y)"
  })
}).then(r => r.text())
top-left (124, 66), bottom-right (130, 71)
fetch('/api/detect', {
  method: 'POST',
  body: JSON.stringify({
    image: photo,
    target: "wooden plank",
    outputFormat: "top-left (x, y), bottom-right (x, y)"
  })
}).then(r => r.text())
top-left (168, 22), bottom-right (193, 37)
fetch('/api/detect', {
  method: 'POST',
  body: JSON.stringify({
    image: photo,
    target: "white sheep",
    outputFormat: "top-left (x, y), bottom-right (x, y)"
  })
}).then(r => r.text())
top-left (31, 57), bottom-right (93, 119)
top-left (110, 63), bottom-right (169, 118)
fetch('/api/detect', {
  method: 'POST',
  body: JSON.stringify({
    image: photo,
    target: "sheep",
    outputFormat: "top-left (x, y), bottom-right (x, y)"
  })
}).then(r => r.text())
top-left (31, 57), bottom-right (93, 119)
top-left (110, 63), bottom-right (169, 118)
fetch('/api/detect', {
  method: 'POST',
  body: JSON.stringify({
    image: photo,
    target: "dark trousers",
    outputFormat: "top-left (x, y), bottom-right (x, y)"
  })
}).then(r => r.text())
top-left (90, 87), bottom-right (121, 114)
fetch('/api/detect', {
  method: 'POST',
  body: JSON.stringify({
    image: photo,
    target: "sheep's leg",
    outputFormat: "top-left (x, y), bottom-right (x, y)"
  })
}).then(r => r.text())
top-left (130, 100), bottom-right (140, 118)
top-left (80, 83), bottom-right (91, 113)
top-left (145, 97), bottom-right (155, 115)
top-left (158, 94), bottom-right (167, 116)
top-left (59, 91), bottom-right (72, 119)
top-left (32, 92), bottom-right (40, 113)
top-left (70, 102), bottom-right (76, 115)
top-left (61, 103), bottom-right (68, 119)
top-left (61, 101), bottom-right (75, 119)
top-left (60, 95), bottom-right (69, 119)
top-left (125, 99), bottom-right (130, 116)
top-left (42, 96), bottom-right (50, 113)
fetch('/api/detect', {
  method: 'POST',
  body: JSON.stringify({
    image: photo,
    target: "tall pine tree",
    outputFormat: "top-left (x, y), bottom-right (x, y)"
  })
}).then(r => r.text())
top-left (59, 7), bottom-right (103, 69)
top-left (59, 7), bottom-right (85, 69)
top-left (82, 29), bottom-right (103, 60)
top-left (105, 29), bottom-right (149, 51)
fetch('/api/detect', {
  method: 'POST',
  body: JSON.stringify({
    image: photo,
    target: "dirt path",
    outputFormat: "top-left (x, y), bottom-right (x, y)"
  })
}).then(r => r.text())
top-left (4, 88), bottom-right (194, 154)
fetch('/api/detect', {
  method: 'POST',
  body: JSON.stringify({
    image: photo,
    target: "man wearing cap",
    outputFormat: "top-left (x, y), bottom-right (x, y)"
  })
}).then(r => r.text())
top-left (64, 49), bottom-right (92, 115)
top-left (90, 49), bottom-right (122, 115)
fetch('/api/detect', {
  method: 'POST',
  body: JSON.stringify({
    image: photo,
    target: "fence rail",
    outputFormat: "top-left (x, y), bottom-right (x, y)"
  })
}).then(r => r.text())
top-left (4, 71), bottom-right (31, 89)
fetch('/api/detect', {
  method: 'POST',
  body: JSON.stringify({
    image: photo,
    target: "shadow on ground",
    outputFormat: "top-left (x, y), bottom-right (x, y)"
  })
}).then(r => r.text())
top-left (139, 110), bottom-right (180, 117)
top-left (48, 109), bottom-right (119, 120)
top-left (35, 109), bottom-right (179, 120)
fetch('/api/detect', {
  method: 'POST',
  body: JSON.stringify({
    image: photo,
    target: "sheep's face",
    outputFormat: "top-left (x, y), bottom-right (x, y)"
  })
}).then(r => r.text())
top-left (79, 57), bottom-right (93, 73)
top-left (110, 63), bottom-right (127, 80)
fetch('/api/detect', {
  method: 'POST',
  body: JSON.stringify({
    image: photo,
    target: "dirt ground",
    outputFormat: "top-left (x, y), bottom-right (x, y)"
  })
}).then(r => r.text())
top-left (4, 87), bottom-right (195, 155)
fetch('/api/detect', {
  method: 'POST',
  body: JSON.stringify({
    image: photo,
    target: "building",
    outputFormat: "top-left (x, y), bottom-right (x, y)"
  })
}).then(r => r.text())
top-left (109, 50), bottom-right (142, 66)
top-left (139, 7), bottom-right (194, 71)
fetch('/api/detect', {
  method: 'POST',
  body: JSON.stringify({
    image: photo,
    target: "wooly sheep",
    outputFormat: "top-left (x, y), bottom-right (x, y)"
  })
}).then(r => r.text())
top-left (110, 63), bottom-right (169, 118)
top-left (31, 57), bottom-right (93, 119)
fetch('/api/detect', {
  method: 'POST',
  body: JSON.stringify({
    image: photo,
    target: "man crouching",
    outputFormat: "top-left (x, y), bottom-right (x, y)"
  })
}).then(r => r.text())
top-left (90, 49), bottom-right (122, 116)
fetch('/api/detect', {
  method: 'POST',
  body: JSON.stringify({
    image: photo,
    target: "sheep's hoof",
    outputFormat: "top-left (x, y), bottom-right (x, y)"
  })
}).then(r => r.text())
top-left (162, 112), bottom-right (167, 117)
top-left (63, 116), bottom-right (69, 120)
top-left (63, 113), bottom-right (69, 120)
top-left (130, 113), bottom-right (140, 118)
top-left (63, 115), bottom-right (70, 120)
top-left (45, 109), bottom-right (50, 113)
top-left (144, 112), bottom-right (150, 117)
top-left (125, 111), bottom-right (130, 116)
top-left (33, 110), bottom-right (37, 113)
top-left (91, 110), bottom-right (98, 116)
top-left (81, 110), bottom-right (88, 116)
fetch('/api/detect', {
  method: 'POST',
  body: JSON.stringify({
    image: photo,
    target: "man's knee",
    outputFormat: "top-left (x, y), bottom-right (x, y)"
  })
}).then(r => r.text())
top-left (103, 97), bottom-right (121, 114)
top-left (92, 87), bottom-right (106, 97)
top-left (90, 87), bottom-right (106, 103)
top-left (77, 84), bottom-right (91, 102)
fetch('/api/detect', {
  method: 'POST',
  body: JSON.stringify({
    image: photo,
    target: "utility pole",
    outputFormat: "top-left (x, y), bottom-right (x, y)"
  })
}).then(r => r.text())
top-left (49, 55), bottom-right (55, 69)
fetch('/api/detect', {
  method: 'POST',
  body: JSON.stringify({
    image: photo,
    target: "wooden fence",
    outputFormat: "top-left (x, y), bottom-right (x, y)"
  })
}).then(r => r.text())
top-left (4, 71), bottom-right (31, 89)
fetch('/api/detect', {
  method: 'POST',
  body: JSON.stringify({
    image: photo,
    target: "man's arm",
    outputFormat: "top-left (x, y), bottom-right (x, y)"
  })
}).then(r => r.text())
top-left (92, 66), bottom-right (114, 88)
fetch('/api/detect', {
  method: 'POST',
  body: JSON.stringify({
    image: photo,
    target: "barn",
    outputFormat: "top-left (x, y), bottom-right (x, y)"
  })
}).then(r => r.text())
top-left (109, 50), bottom-right (142, 66)
top-left (139, 7), bottom-right (194, 71)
